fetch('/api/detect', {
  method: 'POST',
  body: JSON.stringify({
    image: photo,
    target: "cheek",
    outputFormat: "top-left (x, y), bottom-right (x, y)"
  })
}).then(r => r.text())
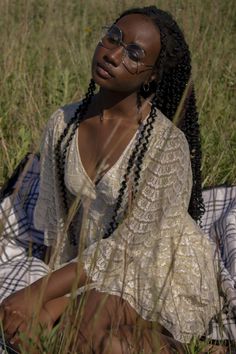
top-left (91, 46), bottom-right (150, 93)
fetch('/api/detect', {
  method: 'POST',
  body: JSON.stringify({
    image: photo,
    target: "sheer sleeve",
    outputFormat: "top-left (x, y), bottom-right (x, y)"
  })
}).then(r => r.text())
top-left (80, 123), bottom-right (220, 342)
top-left (34, 109), bottom-right (66, 247)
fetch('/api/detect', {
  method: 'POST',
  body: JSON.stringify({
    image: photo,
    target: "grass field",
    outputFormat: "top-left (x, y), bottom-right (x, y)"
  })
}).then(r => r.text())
top-left (0, 0), bottom-right (235, 187)
top-left (0, 1), bottom-right (236, 353)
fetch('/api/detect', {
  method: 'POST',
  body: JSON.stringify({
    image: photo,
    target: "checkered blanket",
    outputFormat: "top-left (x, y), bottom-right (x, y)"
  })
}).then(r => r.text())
top-left (0, 154), bottom-right (236, 345)
top-left (0, 155), bottom-right (48, 302)
top-left (201, 186), bottom-right (236, 341)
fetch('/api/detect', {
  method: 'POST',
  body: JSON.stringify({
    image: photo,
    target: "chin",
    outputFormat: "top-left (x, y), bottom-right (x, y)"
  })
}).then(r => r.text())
top-left (92, 71), bottom-right (112, 90)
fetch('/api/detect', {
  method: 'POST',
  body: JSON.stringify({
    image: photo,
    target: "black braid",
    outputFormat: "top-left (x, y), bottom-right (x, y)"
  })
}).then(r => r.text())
top-left (103, 96), bottom-right (159, 238)
top-left (180, 88), bottom-right (205, 220)
top-left (55, 79), bottom-right (96, 244)
top-left (56, 6), bottom-right (205, 244)
top-left (133, 94), bottom-right (158, 194)
top-left (113, 6), bottom-right (205, 224)
top-left (103, 122), bottom-right (146, 238)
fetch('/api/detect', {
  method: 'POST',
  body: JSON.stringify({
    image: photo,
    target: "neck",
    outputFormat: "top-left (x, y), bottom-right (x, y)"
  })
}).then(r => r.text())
top-left (93, 88), bottom-right (152, 123)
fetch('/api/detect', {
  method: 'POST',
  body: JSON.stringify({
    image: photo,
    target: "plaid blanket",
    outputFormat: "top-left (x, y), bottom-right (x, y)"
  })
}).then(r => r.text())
top-left (201, 186), bottom-right (236, 341)
top-left (0, 155), bottom-right (49, 303)
top-left (0, 154), bottom-right (236, 345)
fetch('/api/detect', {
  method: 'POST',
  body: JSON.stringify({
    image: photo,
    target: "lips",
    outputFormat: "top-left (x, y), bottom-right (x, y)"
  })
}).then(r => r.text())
top-left (96, 62), bottom-right (114, 79)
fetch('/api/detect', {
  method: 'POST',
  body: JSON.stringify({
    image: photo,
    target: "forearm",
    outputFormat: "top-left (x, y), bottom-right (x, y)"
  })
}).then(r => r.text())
top-left (30, 261), bottom-right (90, 304)
top-left (43, 296), bottom-right (69, 323)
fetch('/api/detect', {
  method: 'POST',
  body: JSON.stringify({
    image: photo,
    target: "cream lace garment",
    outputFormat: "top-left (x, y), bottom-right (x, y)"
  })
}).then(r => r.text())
top-left (34, 103), bottom-right (220, 342)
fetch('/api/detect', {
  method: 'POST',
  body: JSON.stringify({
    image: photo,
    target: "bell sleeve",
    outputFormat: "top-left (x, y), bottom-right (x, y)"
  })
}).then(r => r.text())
top-left (34, 109), bottom-right (66, 247)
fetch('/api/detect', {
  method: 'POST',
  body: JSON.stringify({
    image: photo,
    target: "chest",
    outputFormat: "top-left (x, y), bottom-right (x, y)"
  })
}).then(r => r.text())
top-left (78, 117), bottom-right (138, 182)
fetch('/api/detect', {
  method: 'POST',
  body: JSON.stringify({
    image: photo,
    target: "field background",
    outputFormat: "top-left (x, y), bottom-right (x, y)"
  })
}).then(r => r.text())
top-left (0, 1), bottom-right (235, 352)
top-left (0, 0), bottom-right (235, 187)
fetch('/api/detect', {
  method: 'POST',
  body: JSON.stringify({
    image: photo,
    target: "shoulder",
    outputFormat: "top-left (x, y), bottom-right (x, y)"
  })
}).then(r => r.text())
top-left (153, 109), bottom-right (189, 152)
top-left (45, 101), bottom-right (82, 133)
top-left (61, 101), bottom-right (82, 124)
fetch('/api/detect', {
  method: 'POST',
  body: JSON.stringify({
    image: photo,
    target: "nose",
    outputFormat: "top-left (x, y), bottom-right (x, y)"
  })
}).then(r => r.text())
top-left (104, 46), bottom-right (125, 67)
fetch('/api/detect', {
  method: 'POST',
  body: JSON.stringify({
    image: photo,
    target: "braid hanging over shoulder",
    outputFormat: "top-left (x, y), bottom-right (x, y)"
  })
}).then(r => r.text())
top-left (115, 6), bottom-right (205, 224)
top-left (54, 79), bottom-right (96, 244)
top-left (55, 6), bottom-right (204, 243)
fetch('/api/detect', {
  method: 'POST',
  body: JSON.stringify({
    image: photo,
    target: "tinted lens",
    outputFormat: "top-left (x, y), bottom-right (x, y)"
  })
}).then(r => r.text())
top-left (126, 44), bottom-right (144, 62)
top-left (123, 45), bottom-right (144, 74)
top-left (100, 25), bottom-right (145, 74)
top-left (101, 26), bottom-right (121, 49)
top-left (122, 55), bottom-right (138, 74)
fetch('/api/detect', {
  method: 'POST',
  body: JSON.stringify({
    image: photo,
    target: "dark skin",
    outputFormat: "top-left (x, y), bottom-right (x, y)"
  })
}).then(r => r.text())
top-left (78, 13), bottom-right (160, 182)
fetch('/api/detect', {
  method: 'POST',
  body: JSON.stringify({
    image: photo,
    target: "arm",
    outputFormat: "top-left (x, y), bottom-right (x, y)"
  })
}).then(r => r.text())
top-left (34, 109), bottom-right (66, 253)
top-left (30, 261), bottom-right (89, 303)
top-left (43, 296), bottom-right (69, 324)
top-left (1, 261), bottom-right (91, 337)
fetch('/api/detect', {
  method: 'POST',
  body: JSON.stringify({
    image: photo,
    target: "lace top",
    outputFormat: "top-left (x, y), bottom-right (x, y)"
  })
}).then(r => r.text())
top-left (34, 102), bottom-right (220, 342)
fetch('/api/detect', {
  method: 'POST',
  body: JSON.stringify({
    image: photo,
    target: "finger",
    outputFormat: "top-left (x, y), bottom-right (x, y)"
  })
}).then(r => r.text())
top-left (4, 312), bottom-right (25, 338)
top-left (11, 321), bottom-right (40, 353)
top-left (9, 321), bottom-right (28, 348)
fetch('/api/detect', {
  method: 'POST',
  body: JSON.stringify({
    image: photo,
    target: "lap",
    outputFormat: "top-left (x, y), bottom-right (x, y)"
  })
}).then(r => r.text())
top-left (62, 289), bottom-right (184, 354)
top-left (76, 289), bottom-right (141, 329)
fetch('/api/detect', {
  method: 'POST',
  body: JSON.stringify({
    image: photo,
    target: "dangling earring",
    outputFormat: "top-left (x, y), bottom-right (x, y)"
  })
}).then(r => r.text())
top-left (142, 82), bottom-right (150, 93)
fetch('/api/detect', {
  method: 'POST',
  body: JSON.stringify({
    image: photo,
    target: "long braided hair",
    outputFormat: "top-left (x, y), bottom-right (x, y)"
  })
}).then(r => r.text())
top-left (55, 6), bottom-right (204, 243)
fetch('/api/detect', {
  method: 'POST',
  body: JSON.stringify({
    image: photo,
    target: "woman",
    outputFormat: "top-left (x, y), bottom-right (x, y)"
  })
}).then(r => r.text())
top-left (0, 6), bottom-right (221, 353)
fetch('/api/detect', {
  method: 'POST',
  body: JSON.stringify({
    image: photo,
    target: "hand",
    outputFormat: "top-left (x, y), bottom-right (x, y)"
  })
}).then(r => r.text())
top-left (0, 284), bottom-right (41, 339)
top-left (8, 306), bottom-right (54, 351)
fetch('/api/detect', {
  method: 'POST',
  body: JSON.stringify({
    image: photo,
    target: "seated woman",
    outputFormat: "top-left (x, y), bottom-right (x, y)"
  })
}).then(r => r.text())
top-left (0, 5), bottom-right (224, 353)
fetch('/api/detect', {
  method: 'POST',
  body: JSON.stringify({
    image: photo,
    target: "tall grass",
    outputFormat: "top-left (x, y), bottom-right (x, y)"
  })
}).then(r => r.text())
top-left (0, 0), bottom-right (235, 187)
top-left (0, 1), bottom-right (235, 352)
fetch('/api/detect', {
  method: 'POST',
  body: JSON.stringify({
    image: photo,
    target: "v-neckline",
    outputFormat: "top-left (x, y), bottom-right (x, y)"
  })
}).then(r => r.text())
top-left (74, 117), bottom-right (150, 188)
top-left (75, 127), bottom-right (139, 188)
